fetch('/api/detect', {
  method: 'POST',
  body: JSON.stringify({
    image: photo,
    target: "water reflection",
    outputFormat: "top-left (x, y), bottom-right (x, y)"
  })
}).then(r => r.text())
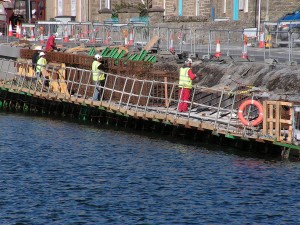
top-left (0, 113), bottom-right (299, 224)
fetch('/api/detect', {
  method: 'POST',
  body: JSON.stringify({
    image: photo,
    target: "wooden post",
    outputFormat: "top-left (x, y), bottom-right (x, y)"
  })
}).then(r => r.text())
top-left (263, 101), bottom-right (267, 135)
top-left (275, 101), bottom-right (280, 141)
top-left (164, 77), bottom-right (169, 108)
top-left (288, 108), bottom-right (293, 142)
top-left (269, 104), bottom-right (274, 136)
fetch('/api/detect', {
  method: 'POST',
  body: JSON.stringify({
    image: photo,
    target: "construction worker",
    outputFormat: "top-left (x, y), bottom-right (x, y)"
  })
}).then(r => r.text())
top-left (36, 51), bottom-right (47, 81)
top-left (46, 32), bottom-right (59, 52)
top-left (178, 58), bottom-right (197, 112)
top-left (92, 54), bottom-right (106, 101)
top-left (32, 45), bottom-right (42, 71)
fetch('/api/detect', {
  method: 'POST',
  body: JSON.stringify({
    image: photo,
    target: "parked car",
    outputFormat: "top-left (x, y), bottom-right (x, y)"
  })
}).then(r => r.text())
top-left (278, 6), bottom-right (300, 41)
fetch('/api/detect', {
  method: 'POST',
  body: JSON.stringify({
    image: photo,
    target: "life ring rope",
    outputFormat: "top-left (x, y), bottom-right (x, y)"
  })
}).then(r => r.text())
top-left (238, 99), bottom-right (263, 126)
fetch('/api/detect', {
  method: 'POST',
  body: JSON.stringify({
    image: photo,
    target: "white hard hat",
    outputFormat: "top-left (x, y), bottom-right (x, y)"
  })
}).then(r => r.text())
top-left (94, 54), bottom-right (102, 60)
top-left (39, 52), bottom-right (45, 57)
top-left (185, 58), bottom-right (192, 64)
top-left (54, 32), bottom-right (58, 37)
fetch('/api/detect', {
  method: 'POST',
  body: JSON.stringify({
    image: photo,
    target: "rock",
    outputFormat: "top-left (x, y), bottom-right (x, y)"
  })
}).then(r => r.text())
top-left (265, 58), bottom-right (278, 65)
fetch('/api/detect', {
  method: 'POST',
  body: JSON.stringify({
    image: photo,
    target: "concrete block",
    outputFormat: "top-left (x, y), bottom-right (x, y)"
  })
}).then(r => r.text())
top-left (159, 50), bottom-right (172, 55)
top-left (234, 57), bottom-right (250, 62)
top-left (286, 61), bottom-right (297, 66)
top-left (202, 54), bottom-right (210, 60)
top-left (188, 53), bottom-right (197, 59)
top-left (0, 44), bottom-right (20, 58)
top-left (265, 58), bottom-right (278, 65)
top-left (248, 56), bottom-right (256, 62)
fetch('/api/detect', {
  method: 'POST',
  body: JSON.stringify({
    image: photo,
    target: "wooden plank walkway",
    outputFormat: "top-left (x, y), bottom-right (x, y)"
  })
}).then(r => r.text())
top-left (1, 68), bottom-right (300, 154)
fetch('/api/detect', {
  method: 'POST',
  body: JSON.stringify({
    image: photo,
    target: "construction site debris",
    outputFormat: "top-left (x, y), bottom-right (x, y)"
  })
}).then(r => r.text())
top-left (143, 35), bottom-right (160, 52)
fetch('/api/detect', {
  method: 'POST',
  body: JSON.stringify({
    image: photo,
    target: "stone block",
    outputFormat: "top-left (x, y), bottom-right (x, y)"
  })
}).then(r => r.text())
top-left (265, 58), bottom-right (278, 65)
top-left (188, 53), bottom-right (197, 59)
top-left (286, 61), bottom-right (297, 66)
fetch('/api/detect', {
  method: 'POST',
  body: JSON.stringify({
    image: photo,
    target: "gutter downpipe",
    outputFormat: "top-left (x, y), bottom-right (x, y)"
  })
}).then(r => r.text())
top-left (257, 0), bottom-right (261, 37)
top-left (27, 0), bottom-right (31, 23)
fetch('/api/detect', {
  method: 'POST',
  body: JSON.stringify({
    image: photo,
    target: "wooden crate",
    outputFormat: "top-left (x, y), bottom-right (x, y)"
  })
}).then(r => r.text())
top-left (263, 101), bottom-right (293, 142)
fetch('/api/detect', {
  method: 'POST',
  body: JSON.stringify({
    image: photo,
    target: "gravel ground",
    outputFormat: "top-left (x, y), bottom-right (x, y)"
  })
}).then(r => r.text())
top-left (156, 60), bottom-right (300, 102)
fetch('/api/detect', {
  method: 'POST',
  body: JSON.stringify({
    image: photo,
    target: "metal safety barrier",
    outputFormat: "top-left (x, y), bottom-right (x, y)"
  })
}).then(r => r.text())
top-left (0, 20), bottom-right (299, 63)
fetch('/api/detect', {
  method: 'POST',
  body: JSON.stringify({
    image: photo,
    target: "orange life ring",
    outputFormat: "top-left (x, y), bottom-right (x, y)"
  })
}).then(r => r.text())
top-left (238, 100), bottom-right (263, 126)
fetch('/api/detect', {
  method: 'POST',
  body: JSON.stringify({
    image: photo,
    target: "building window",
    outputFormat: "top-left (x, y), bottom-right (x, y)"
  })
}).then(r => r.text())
top-left (100, 0), bottom-right (110, 9)
top-left (71, 0), bottom-right (76, 16)
top-left (57, 0), bottom-right (63, 16)
top-left (239, 0), bottom-right (244, 10)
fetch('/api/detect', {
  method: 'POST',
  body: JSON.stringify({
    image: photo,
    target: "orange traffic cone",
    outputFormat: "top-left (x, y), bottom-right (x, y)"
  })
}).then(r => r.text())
top-left (39, 26), bottom-right (45, 44)
top-left (169, 33), bottom-right (174, 52)
top-left (124, 34), bottom-right (128, 46)
top-left (258, 32), bottom-right (265, 48)
top-left (8, 21), bottom-right (13, 37)
top-left (241, 41), bottom-right (248, 59)
top-left (214, 39), bottom-right (222, 57)
top-left (30, 27), bottom-right (35, 39)
top-left (128, 29), bottom-right (134, 46)
top-left (18, 25), bottom-right (23, 39)
top-left (63, 28), bottom-right (69, 43)
top-left (16, 21), bottom-right (20, 38)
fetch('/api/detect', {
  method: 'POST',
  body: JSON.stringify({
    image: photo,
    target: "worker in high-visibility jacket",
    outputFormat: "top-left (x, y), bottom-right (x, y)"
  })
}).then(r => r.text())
top-left (92, 54), bottom-right (106, 101)
top-left (178, 58), bottom-right (197, 112)
top-left (36, 51), bottom-right (47, 80)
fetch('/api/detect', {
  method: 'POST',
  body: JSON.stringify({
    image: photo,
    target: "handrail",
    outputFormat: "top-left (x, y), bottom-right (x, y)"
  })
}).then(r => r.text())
top-left (0, 58), bottom-right (269, 139)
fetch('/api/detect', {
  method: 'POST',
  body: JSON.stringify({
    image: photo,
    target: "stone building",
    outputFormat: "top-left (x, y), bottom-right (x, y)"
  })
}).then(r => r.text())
top-left (45, 0), bottom-right (300, 28)
top-left (212, 0), bottom-right (299, 28)
top-left (46, 0), bottom-right (146, 22)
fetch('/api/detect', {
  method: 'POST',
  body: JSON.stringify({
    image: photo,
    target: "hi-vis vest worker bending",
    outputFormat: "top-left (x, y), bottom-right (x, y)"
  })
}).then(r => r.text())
top-left (92, 54), bottom-right (106, 101)
top-left (178, 58), bottom-right (197, 112)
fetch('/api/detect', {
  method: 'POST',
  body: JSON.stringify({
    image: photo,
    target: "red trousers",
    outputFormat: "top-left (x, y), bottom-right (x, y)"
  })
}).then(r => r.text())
top-left (178, 88), bottom-right (191, 112)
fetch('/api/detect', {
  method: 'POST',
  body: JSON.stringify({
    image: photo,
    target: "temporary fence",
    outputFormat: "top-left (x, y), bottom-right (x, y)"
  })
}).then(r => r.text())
top-left (0, 21), bottom-right (299, 63)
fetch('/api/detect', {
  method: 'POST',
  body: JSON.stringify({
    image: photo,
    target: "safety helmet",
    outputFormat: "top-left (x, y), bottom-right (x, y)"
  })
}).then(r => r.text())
top-left (39, 52), bottom-right (45, 57)
top-left (94, 54), bottom-right (102, 60)
top-left (185, 58), bottom-right (192, 64)
top-left (54, 32), bottom-right (59, 37)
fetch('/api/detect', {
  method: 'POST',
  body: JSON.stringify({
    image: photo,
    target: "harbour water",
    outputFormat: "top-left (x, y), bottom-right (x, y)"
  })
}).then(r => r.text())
top-left (0, 113), bottom-right (300, 224)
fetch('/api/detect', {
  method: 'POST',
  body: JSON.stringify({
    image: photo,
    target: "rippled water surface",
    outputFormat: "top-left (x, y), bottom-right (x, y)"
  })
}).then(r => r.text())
top-left (0, 113), bottom-right (300, 224)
